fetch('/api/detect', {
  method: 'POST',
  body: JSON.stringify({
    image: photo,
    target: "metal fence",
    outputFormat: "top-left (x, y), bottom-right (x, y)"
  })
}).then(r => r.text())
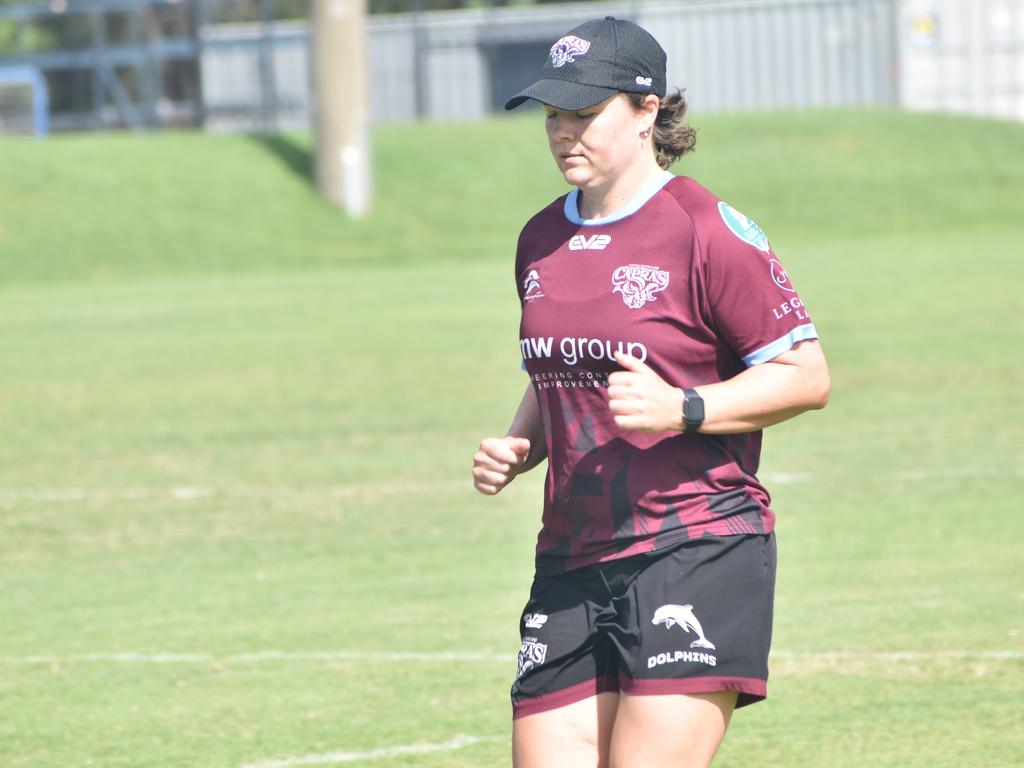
top-left (0, 0), bottom-right (202, 131)
top-left (899, 0), bottom-right (1024, 120)
top-left (0, 0), bottom-right (1022, 133)
top-left (197, 0), bottom-right (901, 130)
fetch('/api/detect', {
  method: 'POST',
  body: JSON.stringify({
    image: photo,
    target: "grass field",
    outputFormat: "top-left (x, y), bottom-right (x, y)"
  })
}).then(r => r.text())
top-left (1, 110), bottom-right (1022, 767)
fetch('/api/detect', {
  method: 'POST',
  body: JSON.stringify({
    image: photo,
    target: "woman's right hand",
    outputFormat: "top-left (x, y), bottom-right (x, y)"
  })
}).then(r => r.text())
top-left (472, 436), bottom-right (532, 495)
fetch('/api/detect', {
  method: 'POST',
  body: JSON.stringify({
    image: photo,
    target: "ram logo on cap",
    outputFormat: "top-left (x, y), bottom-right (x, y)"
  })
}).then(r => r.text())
top-left (549, 35), bottom-right (591, 68)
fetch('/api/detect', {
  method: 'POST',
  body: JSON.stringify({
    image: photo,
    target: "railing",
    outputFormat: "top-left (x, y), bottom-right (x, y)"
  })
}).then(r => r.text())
top-left (1, 0), bottom-right (1021, 133)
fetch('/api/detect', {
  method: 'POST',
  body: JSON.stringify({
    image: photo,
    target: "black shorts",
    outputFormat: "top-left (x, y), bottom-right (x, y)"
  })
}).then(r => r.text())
top-left (512, 533), bottom-right (776, 719)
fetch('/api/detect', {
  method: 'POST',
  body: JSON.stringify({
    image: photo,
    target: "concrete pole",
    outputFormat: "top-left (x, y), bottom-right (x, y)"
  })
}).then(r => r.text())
top-left (312, 0), bottom-right (372, 217)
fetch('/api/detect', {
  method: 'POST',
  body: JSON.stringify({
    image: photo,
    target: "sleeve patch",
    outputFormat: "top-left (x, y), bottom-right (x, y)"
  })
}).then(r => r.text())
top-left (742, 323), bottom-right (819, 367)
top-left (718, 201), bottom-right (770, 253)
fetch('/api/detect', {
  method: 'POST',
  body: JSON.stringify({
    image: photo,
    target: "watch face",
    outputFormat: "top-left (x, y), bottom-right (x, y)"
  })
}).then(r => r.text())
top-left (684, 392), bottom-right (705, 423)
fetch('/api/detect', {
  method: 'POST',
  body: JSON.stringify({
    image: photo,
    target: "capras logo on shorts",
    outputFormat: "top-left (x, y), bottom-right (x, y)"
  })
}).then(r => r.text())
top-left (549, 35), bottom-right (590, 68)
top-left (515, 638), bottom-right (547, 681)
top-left (612, 264), bottom-right (670, 309)
top-left (568, 234), bottom-right (611, 251)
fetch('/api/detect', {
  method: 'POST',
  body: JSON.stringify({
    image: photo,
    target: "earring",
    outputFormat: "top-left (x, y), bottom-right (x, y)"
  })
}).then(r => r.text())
top-left (640, 128), bottom-right (651, 139)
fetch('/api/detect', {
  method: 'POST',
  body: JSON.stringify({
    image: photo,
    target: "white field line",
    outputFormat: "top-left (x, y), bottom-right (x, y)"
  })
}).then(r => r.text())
top-left (0, 480), bottom-right (470, 505)
top-left (0, 467), bottom-right (1021, 504)
top-left (3, 649), bottom-right (1022, 665)
top-left (769, 650), bottom-right (1024, 661)
top-left (227, 650), bottom-right (509, 663)
top-left (239, 735), bottom-right (503, 768)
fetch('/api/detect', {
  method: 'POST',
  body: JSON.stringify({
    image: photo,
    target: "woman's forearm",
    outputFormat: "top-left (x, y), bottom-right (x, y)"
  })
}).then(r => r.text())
top-left (609, 340), bottom-right (830, 435)
top-left (507, 383), bottom-right (548, 472)
top-left (695, 340), bottom-right (831, 434)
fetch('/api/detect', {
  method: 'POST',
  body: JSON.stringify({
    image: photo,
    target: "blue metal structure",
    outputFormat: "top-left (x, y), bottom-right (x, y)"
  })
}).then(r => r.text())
top-left (0, 0), bottom-right (301, 132)
top-left (4, 0), bottom-right (1016, 133)
top-left (0, 0), bottom-right (202, 130)
top-left (0, 64), bottom-right (49, 134)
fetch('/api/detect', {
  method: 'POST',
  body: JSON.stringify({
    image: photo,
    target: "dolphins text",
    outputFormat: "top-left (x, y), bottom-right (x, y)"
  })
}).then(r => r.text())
top-left (648, 650), bottom-right (717, 668)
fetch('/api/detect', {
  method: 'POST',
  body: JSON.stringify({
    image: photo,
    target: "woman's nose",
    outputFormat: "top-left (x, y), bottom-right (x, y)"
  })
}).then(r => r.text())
top-left (550, 114), bottom-right (575, 140)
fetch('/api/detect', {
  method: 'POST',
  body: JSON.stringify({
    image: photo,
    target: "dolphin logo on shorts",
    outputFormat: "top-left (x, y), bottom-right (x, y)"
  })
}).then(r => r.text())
top-left (653, 604), bottom-right (716, 650)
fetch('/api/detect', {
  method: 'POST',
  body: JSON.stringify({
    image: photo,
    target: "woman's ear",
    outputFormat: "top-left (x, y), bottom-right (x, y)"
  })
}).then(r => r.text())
top-left (642, 93), bottom-right (660, 129)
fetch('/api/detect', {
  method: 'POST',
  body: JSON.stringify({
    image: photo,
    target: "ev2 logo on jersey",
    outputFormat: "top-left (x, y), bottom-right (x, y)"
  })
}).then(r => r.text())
top-left (568, 234), bottom-right (611, 251)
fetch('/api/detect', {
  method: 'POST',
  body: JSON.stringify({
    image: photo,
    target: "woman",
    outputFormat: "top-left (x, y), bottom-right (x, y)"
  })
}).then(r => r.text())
top-left (473, 17), bottom-right (830, 768)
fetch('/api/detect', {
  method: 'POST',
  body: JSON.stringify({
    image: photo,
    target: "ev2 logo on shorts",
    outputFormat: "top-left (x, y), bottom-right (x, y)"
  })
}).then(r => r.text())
top-left (524, 613), bottom-right (548, 630)
top-left (649, 603), bottom-right (718, 669)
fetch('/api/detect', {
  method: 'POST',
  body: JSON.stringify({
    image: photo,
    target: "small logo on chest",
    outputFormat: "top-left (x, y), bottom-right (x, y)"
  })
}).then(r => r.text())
top-left (612, 263), bottom-right (670, 309)
top-left (522, 268), bottom-right (544, 303)
top-left (568, 234), bottom-right (611, 251)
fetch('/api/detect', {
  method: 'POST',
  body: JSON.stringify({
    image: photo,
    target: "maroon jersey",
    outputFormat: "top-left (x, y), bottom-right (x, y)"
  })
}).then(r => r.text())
top-left (516, 173), bottom-right (818, 575)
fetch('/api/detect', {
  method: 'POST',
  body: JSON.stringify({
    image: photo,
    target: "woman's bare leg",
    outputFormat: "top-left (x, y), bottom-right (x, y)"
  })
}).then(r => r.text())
top-left (608, 691), bottom-right (737, 768)
top-left (513, 692), bottom-right (620, 768)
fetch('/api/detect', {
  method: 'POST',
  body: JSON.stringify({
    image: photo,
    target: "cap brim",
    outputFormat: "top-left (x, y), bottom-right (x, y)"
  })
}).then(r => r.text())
top-left (504, 79), bottom-right (620, 111)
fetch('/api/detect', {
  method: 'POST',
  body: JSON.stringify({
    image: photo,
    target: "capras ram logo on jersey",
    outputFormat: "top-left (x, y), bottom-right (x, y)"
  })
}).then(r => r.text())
top-left (611, 263), bottom-right (670, 309)
top-left (549, 35), bottom-right (590, 68)
top-left (568, 233), bottom-right (611, 251)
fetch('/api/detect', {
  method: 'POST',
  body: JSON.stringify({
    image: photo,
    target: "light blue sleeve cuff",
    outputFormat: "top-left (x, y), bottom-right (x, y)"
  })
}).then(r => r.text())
top-left (742, 323), bottom-right (819, 366)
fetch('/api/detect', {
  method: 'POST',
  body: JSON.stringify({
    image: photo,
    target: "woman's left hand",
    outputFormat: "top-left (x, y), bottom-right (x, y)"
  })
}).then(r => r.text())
top-left (607, 352), bottom-right (684, 433)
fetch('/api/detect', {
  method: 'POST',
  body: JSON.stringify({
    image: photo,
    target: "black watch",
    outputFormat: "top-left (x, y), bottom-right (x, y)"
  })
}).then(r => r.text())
top-left (682, 388), bottom-right (705, 433)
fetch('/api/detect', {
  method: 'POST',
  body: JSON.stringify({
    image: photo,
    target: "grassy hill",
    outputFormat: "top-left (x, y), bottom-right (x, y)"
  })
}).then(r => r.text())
top-left (1, 110), bottom-right (1023, 283)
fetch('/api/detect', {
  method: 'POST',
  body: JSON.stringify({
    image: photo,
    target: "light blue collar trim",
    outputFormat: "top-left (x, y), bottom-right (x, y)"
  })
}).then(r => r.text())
top-left (563, 170), bottom-right (674, 226)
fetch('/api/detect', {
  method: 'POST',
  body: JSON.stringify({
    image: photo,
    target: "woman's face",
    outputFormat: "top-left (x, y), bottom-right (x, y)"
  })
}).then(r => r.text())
top-left (544, 94), bottom-right (653, 189)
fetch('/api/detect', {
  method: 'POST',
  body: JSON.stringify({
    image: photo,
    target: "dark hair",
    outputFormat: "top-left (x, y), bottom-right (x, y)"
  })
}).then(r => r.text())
top-left (625, 88), bottom-right (696, 170)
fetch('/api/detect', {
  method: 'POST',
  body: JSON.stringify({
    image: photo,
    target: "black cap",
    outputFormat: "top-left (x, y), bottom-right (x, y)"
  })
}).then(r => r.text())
top-left (505, 17), bottom-right (667, 111)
